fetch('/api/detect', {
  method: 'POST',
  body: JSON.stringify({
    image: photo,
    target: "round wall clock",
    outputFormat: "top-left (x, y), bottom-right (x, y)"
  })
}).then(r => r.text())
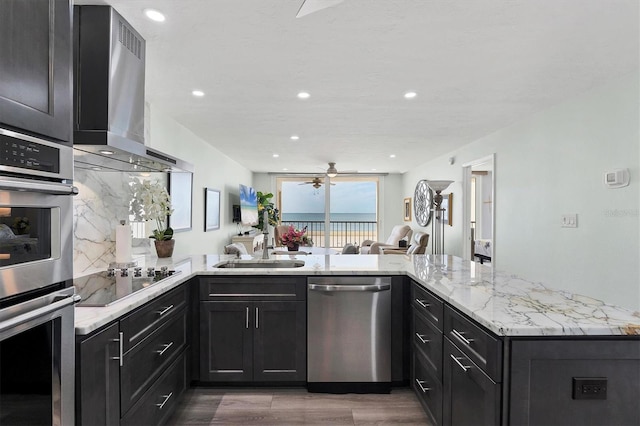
top-left (414, 180), bottom-right (433, 227)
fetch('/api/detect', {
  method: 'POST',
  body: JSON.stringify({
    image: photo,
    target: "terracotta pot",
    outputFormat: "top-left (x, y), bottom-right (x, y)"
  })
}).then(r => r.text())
top-left (287, 243), bottom-right (300, 251)
top-left (154, 239), bottom-right (175, 258)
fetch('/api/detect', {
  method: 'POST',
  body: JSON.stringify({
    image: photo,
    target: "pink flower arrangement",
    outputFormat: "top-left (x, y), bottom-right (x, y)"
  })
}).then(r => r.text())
top-left (280, 225), bottom-right (310, 248)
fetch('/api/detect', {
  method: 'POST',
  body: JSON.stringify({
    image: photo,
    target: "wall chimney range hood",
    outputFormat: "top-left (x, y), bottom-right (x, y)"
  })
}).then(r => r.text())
top-left (73, 5), bottom-right (193, 173)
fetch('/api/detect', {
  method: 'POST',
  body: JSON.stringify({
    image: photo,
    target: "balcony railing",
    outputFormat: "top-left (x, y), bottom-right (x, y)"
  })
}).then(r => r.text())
top-left (281, 220), bottom-right (377, 249)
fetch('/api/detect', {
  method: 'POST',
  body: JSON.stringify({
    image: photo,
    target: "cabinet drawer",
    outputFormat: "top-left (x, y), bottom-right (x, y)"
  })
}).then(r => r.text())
top-left (412, 307), bottom-right (443, 380)
top-left (444, 305), bottom-right (502, 382)
top-left (200, 276), bottom-right (305, 301)
top-left (121, 352), bottom-right (187, 426)
top-left (121, 285), bottom-right (187, 353)
top-left (413, 351), bottom-right (443, 426)
top-left (121, 311), bottom-right (187, 415)
top-left (411, 282), bottom-right (444, 331)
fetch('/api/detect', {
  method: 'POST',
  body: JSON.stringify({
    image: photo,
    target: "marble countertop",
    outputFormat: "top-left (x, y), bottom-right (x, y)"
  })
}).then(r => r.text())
top-left (74, 253), bottom-right (640, 337)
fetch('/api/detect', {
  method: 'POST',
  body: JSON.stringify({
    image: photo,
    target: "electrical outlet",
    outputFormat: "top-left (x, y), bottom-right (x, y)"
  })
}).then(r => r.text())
top-left (572, 377), bottom-right (607, 400)
top-left (562, 214), bottom-right (578, 228)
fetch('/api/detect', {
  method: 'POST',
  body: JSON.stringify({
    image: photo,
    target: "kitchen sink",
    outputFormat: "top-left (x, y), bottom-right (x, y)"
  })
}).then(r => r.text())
top-left (214, 260), bottom-right (305, 269)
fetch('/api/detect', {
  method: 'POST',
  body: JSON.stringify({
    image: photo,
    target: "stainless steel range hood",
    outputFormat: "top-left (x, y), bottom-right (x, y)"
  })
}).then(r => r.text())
top-left (73, 5), bottom-right (193, 173)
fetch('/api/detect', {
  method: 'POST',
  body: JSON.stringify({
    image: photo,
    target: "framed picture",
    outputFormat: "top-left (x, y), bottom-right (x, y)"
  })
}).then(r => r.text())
top-left (442, 193), bottom-right (453, 226)
top-left (403, 197), bottom-right (411, 221)
top-left (205, 188), bottom-right (221, 231)
top-left (168, 172), bottom-right (193, 232)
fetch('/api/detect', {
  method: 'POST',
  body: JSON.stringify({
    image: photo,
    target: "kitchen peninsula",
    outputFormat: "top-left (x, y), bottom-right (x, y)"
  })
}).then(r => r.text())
top-left (74, 254), bottom-right (640, 426)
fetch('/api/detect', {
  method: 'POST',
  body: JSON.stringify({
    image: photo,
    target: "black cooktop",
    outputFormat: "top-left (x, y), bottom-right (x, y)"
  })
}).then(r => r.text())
top-left (74, 268), bottom-right (179, 307)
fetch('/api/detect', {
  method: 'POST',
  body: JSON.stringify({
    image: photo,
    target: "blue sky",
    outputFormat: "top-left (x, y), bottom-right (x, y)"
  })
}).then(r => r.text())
top-left (281, 181), bottom-right (376, 213)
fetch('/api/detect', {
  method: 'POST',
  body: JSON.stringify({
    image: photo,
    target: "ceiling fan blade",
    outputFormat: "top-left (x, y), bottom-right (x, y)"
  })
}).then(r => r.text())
top-left (296, 0), bottom-right (344, 18)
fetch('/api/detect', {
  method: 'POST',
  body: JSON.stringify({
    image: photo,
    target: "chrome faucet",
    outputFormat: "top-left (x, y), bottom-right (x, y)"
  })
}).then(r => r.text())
top-left (262, 210), bottom-right (270, 259)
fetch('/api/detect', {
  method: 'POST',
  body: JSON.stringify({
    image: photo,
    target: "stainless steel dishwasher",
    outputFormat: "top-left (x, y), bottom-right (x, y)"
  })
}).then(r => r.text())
top-left (307, 276), bottom-right (391, 393)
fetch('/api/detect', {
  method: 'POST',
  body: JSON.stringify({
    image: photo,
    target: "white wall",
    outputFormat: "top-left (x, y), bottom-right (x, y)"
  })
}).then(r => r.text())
top-left (402, 73), bottom-right (640, 311)
top-left (147, 106), bottom-right (253, 256)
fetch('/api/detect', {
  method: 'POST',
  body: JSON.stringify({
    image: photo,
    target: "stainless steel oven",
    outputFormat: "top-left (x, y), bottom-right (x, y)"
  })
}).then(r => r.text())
top-left (0, 127), bottom-right (77, 425)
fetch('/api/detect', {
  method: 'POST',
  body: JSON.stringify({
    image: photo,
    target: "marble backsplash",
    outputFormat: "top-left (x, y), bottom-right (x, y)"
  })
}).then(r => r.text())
top-left (73, 169), bottom-right (164, 274)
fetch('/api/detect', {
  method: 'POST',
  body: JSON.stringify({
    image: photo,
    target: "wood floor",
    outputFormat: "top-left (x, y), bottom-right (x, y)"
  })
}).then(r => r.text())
top-left (167, 387), bottom-right (431, 425)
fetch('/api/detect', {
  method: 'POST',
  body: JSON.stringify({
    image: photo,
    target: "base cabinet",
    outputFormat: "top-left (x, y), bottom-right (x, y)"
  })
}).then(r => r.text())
top-left (443, 338), bottom-right (500, 426)
top-left (199, 300), bottom-right (306, 382)
top-left (75, 284), bottom-right (190, 426)
top-left (198, 276), bottom-right (306, 383)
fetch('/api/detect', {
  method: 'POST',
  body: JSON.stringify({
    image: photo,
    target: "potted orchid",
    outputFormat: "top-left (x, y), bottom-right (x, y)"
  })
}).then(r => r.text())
top-left (279, 225), bottom-right (309, 251)
top-left (130, 179), bottom-right (175, 257)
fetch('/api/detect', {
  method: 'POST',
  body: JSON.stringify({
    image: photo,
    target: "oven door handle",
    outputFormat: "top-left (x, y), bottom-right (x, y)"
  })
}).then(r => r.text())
top-left (0, 177), bottom-right (78, 196)
top-left (0, 293), bottom-right (80, 334)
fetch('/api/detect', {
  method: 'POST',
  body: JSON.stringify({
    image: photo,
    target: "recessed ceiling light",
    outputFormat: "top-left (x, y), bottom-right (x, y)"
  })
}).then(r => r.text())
top-left (404, 92), bottom-right (417, 99)
top-left (273, 154), bottom-right (279, 158)
top-left (297, 92), bottom-right (310, 99)
top-left (99, 150), bottom-right (114, 155)
top-left (144, 9), bottom-right (166, 22)
top-left (282, 168), bottom-right (288, 171)
top-left (390, 154), bottom-right (396, 158)
top-left (192, 90), bottom-right (205, 97)
top-left (371, 168), bottom-right (377, 171)
top-left (290, 135), bottom-right (300, 140)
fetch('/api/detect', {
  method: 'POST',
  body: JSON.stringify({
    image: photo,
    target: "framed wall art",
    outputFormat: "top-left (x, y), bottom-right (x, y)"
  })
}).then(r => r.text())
top-left (168, 172), bottom-right (193, 232)
top-left (205, 188), bottom-right (221, 231)
top-left (403, 197), bottom-right (412, 221)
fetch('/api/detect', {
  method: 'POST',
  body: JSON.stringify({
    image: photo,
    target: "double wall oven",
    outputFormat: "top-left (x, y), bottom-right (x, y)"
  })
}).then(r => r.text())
top-left (0, 128), bottom-right (77, 425)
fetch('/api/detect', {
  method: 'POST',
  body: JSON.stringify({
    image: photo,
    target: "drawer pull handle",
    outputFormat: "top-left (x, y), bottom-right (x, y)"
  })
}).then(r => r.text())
top-left (110, 332), bottom-right (124, 367)
top-left (452, 328), bottom-right (474, 345)
top-left (157, 305), bottom-right (174, 316)
top-left (246, 307), bottom-right (249, 329)
top-left (255, 307), bottom-right (259, 329)
top-left (415, 298), bottom-right (431, 308)
top-left (156, 342), bottom-right (174, 356)
top-left (156, 392), bottom-right (173, 410)
top-left (415, 379), bottom-right (431, 393)
top-left (415, 333), bottom-right (430, 344)
top-left (450, 354), bottom-right (471, 372)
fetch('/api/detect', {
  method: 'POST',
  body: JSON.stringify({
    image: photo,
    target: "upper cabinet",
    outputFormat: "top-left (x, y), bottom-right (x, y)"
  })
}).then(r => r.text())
top-left (0, 0), bottom-right (72, 144)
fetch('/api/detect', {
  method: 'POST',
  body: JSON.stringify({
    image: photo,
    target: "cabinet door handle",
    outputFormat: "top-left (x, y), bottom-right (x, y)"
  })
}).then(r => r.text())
top-left (157, 305), bottom-right (174, 316)
top-left (452, 328), bottom-right (474, 345)
top-left (450, 354), bottom-right (471, 372)
top-left (415, 333), bottom-right (430, 344)
top-left (415, 298), bottom-right (430, 308)
top-left (415, 379), bottom-right (431, 393)
top-left (110, 331), bottom-right (124, 367)
top-left (255, 307), bottom-right (259, 329)
top-left (156, 342), bottom-right (174, 356)
top-left (246, 307), bottom-right (249, 329)
top-left (155, 392), bottom-right (173, 410)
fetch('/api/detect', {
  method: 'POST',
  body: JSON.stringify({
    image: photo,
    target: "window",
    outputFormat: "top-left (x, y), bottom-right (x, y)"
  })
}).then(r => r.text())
top-left (276, 176), bottom-right (378, 248)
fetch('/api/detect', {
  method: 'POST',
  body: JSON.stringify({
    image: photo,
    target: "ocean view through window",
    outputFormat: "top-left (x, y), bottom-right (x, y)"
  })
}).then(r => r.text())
top-left (277, 177), bottom-right (378, 248)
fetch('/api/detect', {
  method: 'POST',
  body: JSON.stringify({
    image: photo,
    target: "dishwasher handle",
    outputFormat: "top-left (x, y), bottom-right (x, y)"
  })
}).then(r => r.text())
top-left (308, 283), bottom-right (391, 292)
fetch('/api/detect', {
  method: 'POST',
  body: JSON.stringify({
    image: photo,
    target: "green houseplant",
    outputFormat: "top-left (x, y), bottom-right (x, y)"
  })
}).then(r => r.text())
top-left (254, 191), bottom-right (280, 231)
top-left (130, 179), bottom-right (175, 257)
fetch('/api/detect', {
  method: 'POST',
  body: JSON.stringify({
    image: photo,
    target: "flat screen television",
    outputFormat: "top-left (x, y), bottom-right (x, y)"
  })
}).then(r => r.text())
top-left (239, 184), bottom-right (258, 226)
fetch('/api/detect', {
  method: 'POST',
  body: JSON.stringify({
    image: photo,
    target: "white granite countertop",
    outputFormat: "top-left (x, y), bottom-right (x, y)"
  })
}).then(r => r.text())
top-left (74, 253), bottom-right (640, 337)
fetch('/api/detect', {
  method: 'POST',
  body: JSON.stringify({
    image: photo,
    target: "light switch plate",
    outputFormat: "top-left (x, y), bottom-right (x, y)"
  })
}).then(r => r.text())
top-left (562, 214), bottom-right (578, 228)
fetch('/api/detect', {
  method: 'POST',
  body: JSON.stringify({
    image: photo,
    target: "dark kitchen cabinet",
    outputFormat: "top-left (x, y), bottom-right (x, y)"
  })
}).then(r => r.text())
top-left (0, 0), bottom-right (72, 143)
top-left (443, 338), bottom-right (500, 426)
top-left (76, 283), bottom-right (190, 426)
top-left (199, 276), bottom-right (306, 383)
top-left (75, 322), bottom-right (120, 426)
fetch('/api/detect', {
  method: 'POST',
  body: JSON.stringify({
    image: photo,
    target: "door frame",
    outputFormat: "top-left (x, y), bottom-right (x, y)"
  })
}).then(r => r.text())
top-left (462, 154), bottom-right (495, 265)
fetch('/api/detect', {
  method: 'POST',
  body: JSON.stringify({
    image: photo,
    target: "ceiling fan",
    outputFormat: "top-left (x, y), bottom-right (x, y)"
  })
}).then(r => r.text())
top-left (296, 0), bottom-right (345, 18)
top-left (324, 162), bottom-right (357, 177)
top-left (299, 177), bottom-right (335, 189)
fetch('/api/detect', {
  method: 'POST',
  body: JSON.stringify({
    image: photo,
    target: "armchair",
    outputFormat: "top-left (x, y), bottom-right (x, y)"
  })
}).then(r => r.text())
top-left (381, 232), bottom-right (429, 255)
top-left (360, 224), bottom-right (412, 254)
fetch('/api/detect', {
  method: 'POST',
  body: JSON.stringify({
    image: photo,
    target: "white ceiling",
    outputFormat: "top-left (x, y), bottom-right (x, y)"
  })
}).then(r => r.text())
top-left (76, 0), bottom-right (639, 175)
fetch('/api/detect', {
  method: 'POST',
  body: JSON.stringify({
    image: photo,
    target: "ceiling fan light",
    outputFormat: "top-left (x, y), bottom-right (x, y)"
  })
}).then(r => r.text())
top-left (326, 162), bottom-right (338, 177)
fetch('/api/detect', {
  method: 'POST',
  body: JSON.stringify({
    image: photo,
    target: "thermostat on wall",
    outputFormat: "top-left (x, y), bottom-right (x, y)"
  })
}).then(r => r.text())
top-left (603, 168), bottom-right (629, 189)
